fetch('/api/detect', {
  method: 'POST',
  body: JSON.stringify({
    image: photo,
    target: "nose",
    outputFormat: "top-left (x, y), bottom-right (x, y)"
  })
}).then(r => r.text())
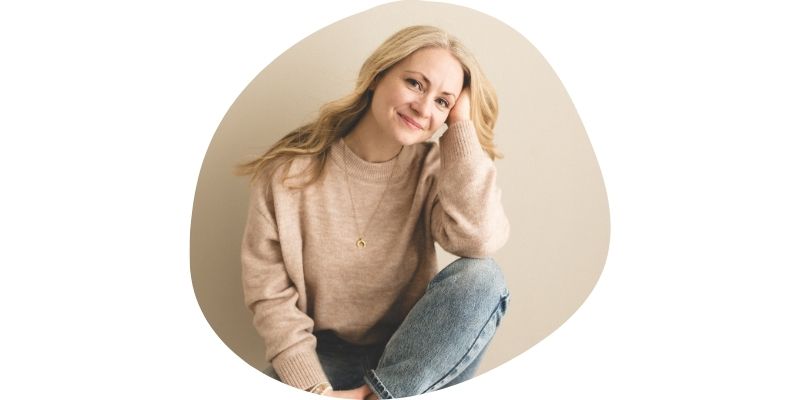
top-left (410, 95), bottom-right (434, 119)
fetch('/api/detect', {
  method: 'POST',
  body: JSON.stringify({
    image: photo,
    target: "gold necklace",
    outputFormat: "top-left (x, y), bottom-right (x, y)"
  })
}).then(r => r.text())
top-left (342, 138), bottom-right (401, 249)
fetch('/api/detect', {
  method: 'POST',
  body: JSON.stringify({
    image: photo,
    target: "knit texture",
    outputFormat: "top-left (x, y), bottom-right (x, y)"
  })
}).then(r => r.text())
top-left (241, 120), bottom-right (510, 389)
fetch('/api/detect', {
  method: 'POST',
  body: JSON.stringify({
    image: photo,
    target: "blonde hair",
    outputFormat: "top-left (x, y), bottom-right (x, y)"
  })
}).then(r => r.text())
top-left (236, 25), bottom-right (501, 188)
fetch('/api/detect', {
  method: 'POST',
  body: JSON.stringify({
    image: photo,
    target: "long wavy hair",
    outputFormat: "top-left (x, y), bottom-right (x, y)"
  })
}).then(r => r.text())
top-left (236, 25), bottom-right (501, 188)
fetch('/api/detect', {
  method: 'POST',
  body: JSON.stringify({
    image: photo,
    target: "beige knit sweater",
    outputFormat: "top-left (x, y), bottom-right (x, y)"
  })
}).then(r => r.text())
top-left (241, 120), bottom-right (509, 390)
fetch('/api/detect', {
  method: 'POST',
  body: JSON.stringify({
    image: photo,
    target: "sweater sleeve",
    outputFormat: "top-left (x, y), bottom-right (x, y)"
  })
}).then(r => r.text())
top-left (430, 120), bottom-right (510, 257)
top-left (240, 177), bottom-right (328, 390)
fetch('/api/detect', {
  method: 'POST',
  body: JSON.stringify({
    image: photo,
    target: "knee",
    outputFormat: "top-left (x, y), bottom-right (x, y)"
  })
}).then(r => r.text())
top-left (430, 257), bottom-right (509, 302)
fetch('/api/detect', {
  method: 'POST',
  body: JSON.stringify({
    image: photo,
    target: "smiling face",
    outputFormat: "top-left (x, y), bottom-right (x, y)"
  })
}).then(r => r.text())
top-left (366, 47), bottom-right (465, 146)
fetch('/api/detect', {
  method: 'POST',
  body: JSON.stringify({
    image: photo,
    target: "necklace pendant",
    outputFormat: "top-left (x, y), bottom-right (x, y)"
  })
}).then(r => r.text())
top-left (356, 238), bottom-right (366, 248)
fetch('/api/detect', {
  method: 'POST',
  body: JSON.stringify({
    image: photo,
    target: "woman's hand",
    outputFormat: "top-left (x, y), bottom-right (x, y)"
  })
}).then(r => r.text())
top-left (323, 384), bottom-right (376, 399)
top-left (446, 87), bottom-right (471, 125)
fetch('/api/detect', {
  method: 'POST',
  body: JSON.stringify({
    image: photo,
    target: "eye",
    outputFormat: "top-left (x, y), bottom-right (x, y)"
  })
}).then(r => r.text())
top-left (405, 78), bottom-right (423, 91)
top-left (436, 98), bottom-right (450, 108)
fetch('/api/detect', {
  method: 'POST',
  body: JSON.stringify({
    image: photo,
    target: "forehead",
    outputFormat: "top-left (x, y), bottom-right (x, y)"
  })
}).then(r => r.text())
top-left (394, 47), bottom-right (464, 93)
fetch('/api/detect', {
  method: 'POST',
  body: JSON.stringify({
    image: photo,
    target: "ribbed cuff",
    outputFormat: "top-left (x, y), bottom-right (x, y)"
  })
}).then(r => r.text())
top-left (271, 348), bottom-right (328, 391)
top-left (439, 120), bottom-right (484, 168)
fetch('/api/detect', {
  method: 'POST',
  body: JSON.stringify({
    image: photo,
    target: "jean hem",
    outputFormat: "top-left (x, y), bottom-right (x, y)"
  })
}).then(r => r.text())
top-left (364, 369), bottom-right (394, 399)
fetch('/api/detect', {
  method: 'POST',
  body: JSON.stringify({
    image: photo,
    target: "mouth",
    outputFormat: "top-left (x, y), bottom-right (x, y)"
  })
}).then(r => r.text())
top-left (398, 112), bottom-right (424, 130)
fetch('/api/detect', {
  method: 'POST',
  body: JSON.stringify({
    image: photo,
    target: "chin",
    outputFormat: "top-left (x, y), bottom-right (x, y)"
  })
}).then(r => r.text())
top-left (391, 113), bottom-right (435, 144)
top-left (392, 123), bottom-right (435, 145)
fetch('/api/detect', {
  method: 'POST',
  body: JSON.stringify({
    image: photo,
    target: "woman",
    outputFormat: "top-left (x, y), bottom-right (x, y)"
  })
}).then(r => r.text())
top-left (238, 25), bottom-right (510, 399)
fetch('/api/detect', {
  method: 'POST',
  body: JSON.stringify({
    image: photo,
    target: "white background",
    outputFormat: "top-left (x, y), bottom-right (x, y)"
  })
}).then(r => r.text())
top-left (1, 1), bottom-right (798, 399)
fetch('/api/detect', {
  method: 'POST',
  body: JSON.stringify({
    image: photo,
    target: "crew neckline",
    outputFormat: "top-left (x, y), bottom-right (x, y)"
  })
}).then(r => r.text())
top-left (330, 137), bottom-right (412, 184)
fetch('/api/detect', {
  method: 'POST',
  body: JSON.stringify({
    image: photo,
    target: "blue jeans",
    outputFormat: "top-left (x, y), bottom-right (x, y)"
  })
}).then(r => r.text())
top-left (268, 257), bottom-right (510, 398)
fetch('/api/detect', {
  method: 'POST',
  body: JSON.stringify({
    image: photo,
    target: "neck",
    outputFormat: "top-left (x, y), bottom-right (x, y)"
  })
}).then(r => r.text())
top-left (344, 114), bottom-right (403, 163)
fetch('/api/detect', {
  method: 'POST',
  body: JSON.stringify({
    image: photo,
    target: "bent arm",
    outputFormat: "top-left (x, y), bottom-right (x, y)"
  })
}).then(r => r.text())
top-left (430, 120), bottom-right (510, 257)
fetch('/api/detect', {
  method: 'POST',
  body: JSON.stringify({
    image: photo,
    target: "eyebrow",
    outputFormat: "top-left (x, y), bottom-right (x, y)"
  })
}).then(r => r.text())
top-left (404, 70), bottom-right (457, 99)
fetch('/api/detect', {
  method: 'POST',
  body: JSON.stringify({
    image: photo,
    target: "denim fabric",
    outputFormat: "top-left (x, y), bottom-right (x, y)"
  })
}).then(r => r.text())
top-left (314, 330), bottom-right (385, 390)
top-left (363, 257), bottom-right (510, 398)
top-left (264, 257), bottom-right (509, 398)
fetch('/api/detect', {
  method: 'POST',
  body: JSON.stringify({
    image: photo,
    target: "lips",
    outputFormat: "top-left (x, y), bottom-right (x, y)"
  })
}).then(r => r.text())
top-left (398, 112), bottom-right (423, 130)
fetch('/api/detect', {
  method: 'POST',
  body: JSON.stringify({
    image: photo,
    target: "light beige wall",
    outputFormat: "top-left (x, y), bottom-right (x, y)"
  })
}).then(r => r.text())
top-left (191, 1), bottom-right (609, 378)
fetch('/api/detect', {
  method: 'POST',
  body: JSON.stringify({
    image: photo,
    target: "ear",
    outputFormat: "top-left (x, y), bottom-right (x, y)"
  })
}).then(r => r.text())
top-left (369, 72), bottom-right (386, 91)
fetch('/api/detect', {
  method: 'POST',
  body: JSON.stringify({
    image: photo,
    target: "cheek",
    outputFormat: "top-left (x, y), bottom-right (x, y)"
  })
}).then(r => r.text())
top-left (370, 95), bottom-right (392, 121)
top-left (388, 90), bottom-right (413, 108)
top-left (373, 89), bottom-right (403, 115)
